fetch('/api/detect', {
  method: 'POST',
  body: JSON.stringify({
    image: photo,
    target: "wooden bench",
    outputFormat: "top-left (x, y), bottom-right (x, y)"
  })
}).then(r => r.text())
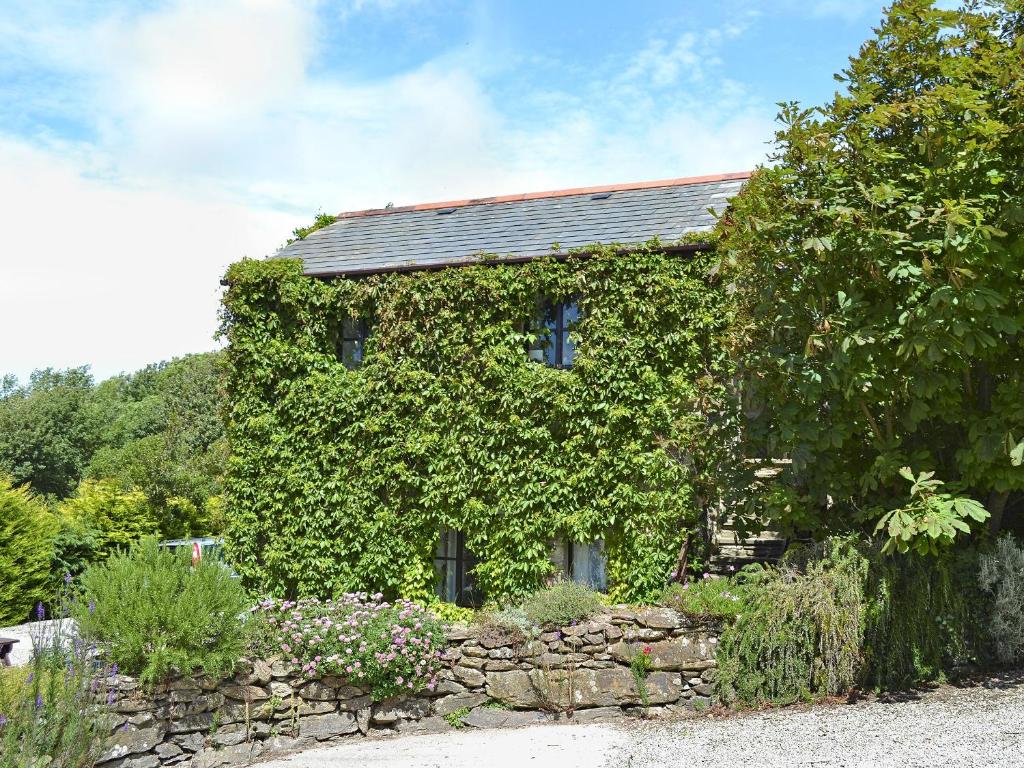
top-left (0, 637), bottom-right (18, 667)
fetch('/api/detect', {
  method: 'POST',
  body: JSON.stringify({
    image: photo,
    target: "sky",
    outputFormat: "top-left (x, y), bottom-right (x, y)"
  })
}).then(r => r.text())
top-left (0, 0), bottom-right (890, 382)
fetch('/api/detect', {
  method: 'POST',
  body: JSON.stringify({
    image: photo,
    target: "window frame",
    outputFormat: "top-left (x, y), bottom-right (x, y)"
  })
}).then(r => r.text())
top-left (527, 297), bottom-right (579, 369)
top-left (338, 316), bottom-right (370, 370)
top-left (434, 529), bottom-right (480, 606)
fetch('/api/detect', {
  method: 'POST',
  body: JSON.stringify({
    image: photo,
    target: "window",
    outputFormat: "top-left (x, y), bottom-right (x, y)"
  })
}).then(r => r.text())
top-left (338, 317), bottom-right (370, 370)
top-left (434, 528), bottom-right (481, 606)
top-left (550, 538), bottom-right (607, 591)
top-left (527, 299), bottom-right (579, 368)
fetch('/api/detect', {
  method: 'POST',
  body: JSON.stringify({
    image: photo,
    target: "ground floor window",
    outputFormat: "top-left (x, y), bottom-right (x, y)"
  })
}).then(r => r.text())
top-left (434, 528), bottom-right (481, 606)
top-left (550, 538), bottom-right (607, 591)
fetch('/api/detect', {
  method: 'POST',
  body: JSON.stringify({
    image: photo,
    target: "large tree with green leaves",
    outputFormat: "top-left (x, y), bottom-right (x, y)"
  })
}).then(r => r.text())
top-left (720, 0), bottom-right (1024, 549)
top-left (0, 368), bottom-right (98, 498)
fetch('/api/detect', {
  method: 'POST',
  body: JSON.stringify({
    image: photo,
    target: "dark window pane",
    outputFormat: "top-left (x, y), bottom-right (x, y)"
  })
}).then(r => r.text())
top-left (339, 317), bottom-right (370, 369)
top-left (340, 340), bottom-right (362, 370)
top-left (561, 331), bottom-right (575, 367)
top-left (562, 301), bottom-right (579, 326)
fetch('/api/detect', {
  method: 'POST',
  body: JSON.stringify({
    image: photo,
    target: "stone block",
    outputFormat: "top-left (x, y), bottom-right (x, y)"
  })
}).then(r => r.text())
top-left (97, 726), bottom-right (165, 764)
top-left (635, 607), bottom-right (683, 630)
top-left (191, 742), bottom-right (264, 768)
top-left (296, 682), bottom-right (335, 701)
top-left (462, 707), bottom-right (549, 729)
top-left (221, 683), bottom-right (270, 702)
top-left (166, 712), bottom-right (215, 735)
top-left (154, 742), bottom-right (183, 760)
top-left (608, 635), bottom-right (716, 672)
top-left (336, 695), bottom-right (372, 712)
top-left (170, 732), bottom-right (205, 753)
top-left (432, 691), bottom-right (487, 716)
top-left (298, 712), bottom-right (358, 740)
top-left (453, 666), bottom-right (486, 687)
top-left (569, 706), bottom-right (623, 723)
top-left (486, 668), bottom-right (680, 709)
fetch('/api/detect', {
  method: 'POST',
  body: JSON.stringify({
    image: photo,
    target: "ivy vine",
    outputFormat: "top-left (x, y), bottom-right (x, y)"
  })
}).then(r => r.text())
top-left (220, 241), bottom-right (730, 603)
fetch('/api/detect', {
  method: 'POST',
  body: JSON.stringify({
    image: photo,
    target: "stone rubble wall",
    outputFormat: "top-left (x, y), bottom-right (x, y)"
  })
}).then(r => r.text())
top-left (98, 607), bottom-right (720, 768)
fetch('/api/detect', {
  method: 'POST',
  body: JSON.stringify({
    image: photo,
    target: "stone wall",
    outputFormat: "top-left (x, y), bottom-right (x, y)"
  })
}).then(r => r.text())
top-left (98, 607), bottom-right (719, 768)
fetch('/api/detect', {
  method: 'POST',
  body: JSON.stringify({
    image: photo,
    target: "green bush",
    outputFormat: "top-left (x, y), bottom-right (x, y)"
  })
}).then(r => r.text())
top-left (426, 600), bottom-right (476, 625)
top-left (57, 479), bottom-right (159, 555)
top-left (978, 534), bottom-right (1024, 665)
top-left (659, 570), bottom-right (761, 622)
top-left (74, 538), bottom-right (248, 685)
top-left (520, 581), bottom-right (602, 628)
top-left (474, 606), bottom-right (538, 646)
top-left (0, 477), bottom-right (58, 625)
top-left (860, 546), bottom-right (980, 690)
top-left (714, 539), bottom-right (867, 707)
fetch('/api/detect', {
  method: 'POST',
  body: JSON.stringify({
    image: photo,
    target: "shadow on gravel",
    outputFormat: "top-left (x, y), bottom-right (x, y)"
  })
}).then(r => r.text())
top-left (952, 668), bottom-right (1024, 691)
top-left (843, 667), bottom-right (1024, 706)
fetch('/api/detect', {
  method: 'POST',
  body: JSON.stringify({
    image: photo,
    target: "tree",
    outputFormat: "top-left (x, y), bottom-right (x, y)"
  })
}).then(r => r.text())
top-left (720, 0), bottom-right (1024, 546)
top-left (57, 479), bottom-right (159, 554)
top-left (0, 477), bottom-right (58, 625)
top-left (0, 368), bottom-right (98, 498)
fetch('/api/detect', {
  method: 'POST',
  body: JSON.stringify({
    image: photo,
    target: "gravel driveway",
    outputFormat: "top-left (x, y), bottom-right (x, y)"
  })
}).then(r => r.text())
top-left (258, 672), bottom-right (1024, 768)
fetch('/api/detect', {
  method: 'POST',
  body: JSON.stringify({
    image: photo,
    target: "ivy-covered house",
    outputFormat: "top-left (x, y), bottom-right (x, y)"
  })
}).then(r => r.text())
top-left (221, 172), bottom-right (749, 605)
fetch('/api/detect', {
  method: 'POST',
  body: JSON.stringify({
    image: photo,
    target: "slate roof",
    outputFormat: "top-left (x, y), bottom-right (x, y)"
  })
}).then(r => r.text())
top-left (276, 172), bottom-right (750, 277)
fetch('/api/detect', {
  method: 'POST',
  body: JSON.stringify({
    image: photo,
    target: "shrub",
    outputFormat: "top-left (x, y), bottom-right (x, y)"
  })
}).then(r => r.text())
top-left (0, 477), bottom-right (58, 625)
top-left (520, 581), bottom-right (602, 628)
top-left (474, 607), bottom-right (538, 647)
top-left (978, 534), bottom-right (1024, 665)
top-left (861, 546), bottom-right (980, 690)
top-left (74, 537), bottom-right (247, 685)
top-left (0, 583), bottom-right (111, 768)
top-left (426, 600), bottom-right (476, 625)
top-left (659, 570), bottom-right (757, 622)
top-left (714, 539), bottom-right (867, 706)
top-left (58, 479), bottom-right (158, 555)
top-left (250, 594), bottom-right (447, 701)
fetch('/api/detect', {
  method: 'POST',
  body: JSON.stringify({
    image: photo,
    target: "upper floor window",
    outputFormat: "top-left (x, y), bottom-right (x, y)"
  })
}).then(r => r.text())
top-left (527, 299), bottom-right (579, 368)
top-left (338, 317), bottom-right (370, 370)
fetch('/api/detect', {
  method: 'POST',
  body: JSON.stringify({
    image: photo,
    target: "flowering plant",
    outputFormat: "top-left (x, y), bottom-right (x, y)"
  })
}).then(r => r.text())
top-left (251, 593), bottom-right (448, 701)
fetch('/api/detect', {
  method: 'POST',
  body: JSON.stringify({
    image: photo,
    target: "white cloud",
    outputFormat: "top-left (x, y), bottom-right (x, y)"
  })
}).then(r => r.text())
top-left (0, 138), bottom-right (295, 381)
top-left (0, 0), bottom-right (777, 379)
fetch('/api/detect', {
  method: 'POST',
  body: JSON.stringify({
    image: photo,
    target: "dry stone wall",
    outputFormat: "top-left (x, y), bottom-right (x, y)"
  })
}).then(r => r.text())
top-left (98, 607), bottom-right (720, 768)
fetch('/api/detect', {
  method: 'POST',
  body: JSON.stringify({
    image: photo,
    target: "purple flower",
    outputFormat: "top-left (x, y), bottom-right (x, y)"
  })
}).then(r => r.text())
top-left (88, 600), bottom-right (96, 614)
top-left (0, 714), bottom-right (7, 727)
top-left (107, 690), bottom-right (116, 705)
top-left (35, 694), bottom-right (44, 710)
top-left (111, 663), bottom-right (119, 676)
top-left (36, 602), bottom-right (45, 620)
top-left (64, 572), bottom-right (73, 585)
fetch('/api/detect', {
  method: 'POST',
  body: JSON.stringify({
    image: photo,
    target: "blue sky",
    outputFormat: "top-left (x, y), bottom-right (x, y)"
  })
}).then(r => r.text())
top-left (0, 0), bottom-right (888, 380)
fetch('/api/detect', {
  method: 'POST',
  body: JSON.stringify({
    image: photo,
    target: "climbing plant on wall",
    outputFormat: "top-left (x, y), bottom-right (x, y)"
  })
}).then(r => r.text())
top-left (219, 242), bottom-right (732, 604)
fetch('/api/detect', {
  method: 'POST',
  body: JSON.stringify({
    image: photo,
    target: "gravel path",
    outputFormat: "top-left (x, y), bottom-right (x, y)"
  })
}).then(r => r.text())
top-left (258, 673), bottom-right (1024, 768)
top-left (611, 673), bottom-right (1024, 767)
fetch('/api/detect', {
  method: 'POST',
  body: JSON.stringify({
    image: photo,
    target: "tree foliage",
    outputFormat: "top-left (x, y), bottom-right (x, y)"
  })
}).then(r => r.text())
top-left (0, 477), bottom-right (58, 625)
top-left (0, 368), bottom-right (97, 498)
top-left (0, 352), bottom-right (228, 539)
top-left (720, 0), bottom-right (1024, 542)
top-left (220, 244), bottom-right (729, 603)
